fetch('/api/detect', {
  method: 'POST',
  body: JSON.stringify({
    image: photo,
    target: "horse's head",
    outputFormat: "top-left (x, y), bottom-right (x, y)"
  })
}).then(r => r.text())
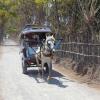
top-left (45, 35), bottom-right (55, 53)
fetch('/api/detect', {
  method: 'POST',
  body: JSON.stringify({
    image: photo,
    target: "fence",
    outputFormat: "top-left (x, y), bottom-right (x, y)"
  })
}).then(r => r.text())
top-left (55, 42), bottom-right (100, 65)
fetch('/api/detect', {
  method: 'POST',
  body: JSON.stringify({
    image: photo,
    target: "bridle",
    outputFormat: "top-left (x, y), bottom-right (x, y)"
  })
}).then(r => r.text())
top-left (42, 37), bottom-right (55, 57)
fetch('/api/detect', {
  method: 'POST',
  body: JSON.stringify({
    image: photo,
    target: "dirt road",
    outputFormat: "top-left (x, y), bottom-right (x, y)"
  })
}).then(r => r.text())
top-left (0, 40), bottom-right (100, 100)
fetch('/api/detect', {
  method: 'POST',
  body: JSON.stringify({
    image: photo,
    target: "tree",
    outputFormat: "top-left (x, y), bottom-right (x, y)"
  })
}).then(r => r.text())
top-left (77, 0), bottom-right (100, 42)
top-left (0, 0), bottom-right (16, 42)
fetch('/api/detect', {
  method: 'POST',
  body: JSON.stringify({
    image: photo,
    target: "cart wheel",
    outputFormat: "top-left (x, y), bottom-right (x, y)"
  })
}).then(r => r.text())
top-left (22, 61), bottom-right (27, 74)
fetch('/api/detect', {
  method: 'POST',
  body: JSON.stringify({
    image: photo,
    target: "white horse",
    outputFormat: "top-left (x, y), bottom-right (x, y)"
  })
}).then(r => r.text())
top-left (35, 35), bottom-right (55, 80)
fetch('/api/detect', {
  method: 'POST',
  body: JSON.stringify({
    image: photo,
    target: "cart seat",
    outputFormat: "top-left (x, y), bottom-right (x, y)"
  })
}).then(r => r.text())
top-left (26, 47), bottom-right (40, 58)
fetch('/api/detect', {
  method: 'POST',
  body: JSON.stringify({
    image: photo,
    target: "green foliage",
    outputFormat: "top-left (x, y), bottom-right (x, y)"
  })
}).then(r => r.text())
top-left (0, 0), bottom-right (17, 19)
top-left (0, 0), bottom-right (17, 41)
top-left (7, 27), bottom-right (17, 34)
top-left (35, 0), bottom-right (48, 4)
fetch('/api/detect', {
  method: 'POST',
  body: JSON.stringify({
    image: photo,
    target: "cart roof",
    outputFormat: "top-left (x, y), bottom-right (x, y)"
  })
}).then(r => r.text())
top-left (19, 25), bottom-right (53, 39)
top-left (21, 27), bottom-right (51, 35)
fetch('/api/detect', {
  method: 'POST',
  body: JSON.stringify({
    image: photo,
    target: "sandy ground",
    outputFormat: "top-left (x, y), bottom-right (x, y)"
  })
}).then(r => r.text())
top-left (54, 63), bottom-right (100, 90)
top-left (0, 39), bottom-right (100, 100)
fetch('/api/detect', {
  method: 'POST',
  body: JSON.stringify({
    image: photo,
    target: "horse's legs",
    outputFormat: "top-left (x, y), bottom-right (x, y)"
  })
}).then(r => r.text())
top-left (41, 61), bottom-right (44, 78)
top-left (35, 55), bottom-right (41, 76)
top-left (47, 61), bottom-right (52, 80)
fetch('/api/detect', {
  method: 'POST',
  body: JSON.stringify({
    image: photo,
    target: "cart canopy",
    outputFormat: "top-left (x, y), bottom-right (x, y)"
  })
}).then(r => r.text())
top-left (19, 25), bottom-right (52, 39)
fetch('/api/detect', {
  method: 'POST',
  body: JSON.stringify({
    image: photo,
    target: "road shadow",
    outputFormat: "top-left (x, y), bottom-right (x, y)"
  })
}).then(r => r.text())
top-left (47, 77), bottom-right (67, 88)
top-left (26, 69), bottom-right (74, 88)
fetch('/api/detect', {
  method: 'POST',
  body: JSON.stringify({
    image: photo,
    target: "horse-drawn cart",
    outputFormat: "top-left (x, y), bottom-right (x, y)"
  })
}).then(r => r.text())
top-left (19, 25), bottom-right (55, 79)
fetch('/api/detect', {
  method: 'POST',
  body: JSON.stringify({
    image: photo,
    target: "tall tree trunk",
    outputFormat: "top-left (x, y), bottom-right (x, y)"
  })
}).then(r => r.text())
top-left (53, 0), bottom-right (60, 38)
